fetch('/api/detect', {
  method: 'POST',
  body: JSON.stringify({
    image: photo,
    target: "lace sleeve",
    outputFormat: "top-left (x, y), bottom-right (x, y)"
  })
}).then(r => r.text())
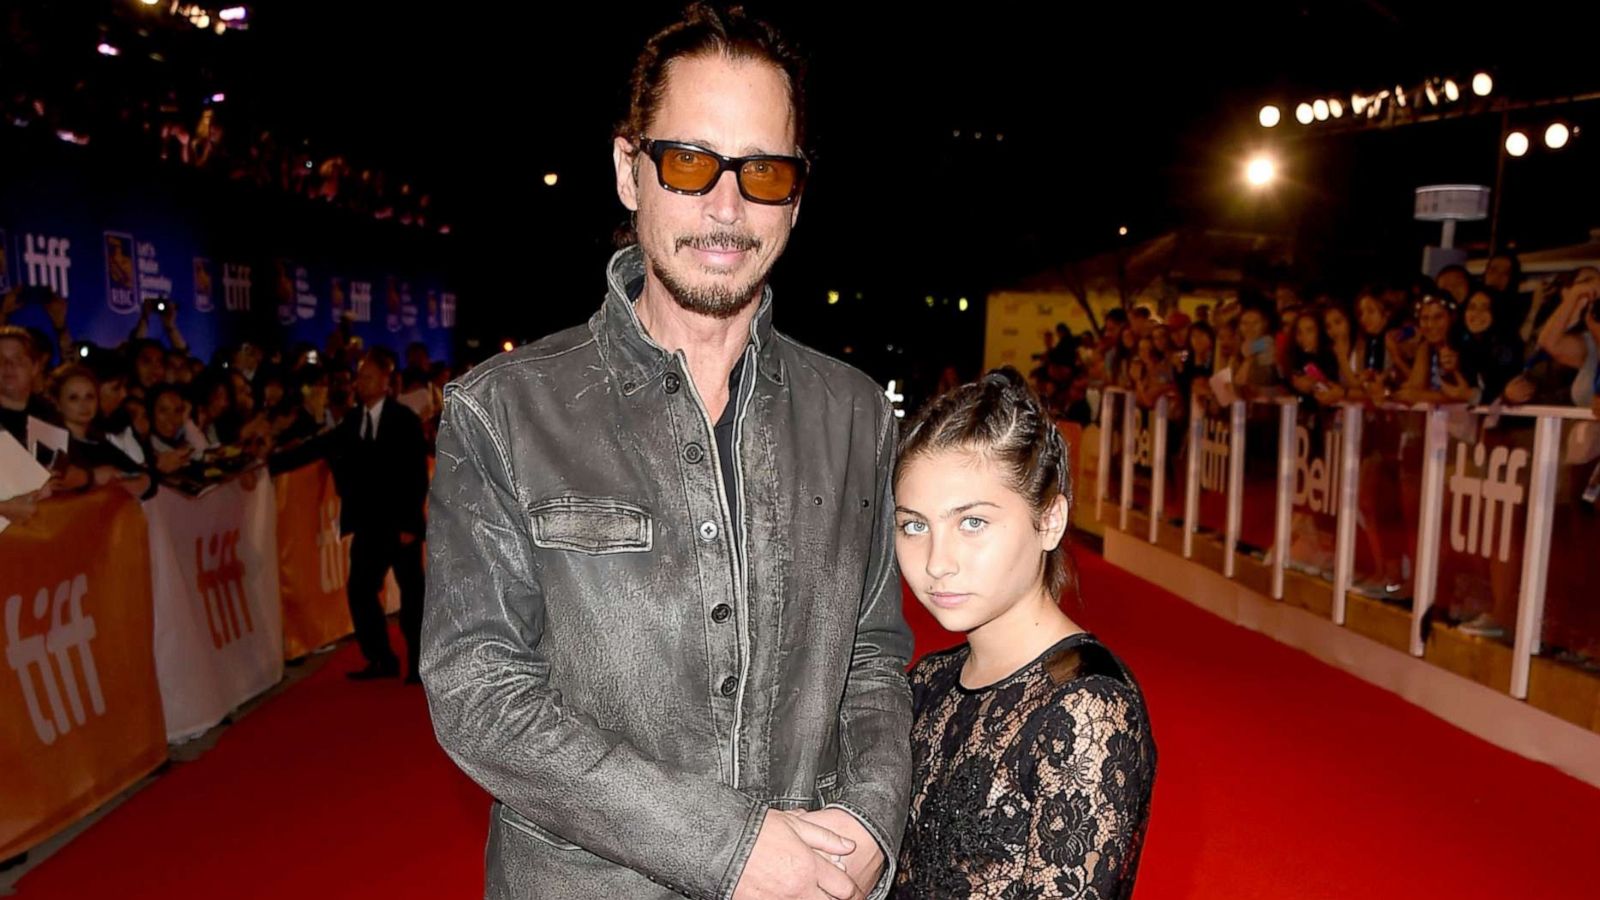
top-left (1022, 678), bottom-right (1155, 899)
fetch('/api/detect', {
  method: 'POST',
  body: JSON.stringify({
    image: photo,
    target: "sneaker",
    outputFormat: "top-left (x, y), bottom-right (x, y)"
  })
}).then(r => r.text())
top-left (1458, 613), bottom-right (1507, 638)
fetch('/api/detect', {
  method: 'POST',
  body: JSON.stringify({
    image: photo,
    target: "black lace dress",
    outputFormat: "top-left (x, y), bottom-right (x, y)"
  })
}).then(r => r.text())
top-left (893, 633), bottom-right (1157, 899)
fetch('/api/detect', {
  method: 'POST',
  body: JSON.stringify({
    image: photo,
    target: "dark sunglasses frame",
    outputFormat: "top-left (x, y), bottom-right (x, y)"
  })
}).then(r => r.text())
top-left (637, 138), bottom-right (807, 205)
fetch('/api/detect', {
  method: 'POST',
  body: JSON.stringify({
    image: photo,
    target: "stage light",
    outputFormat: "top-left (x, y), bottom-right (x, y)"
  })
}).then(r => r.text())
top-left (1295, 103), bottom-right (1314, 125)
top-left (1351, 94), bottom-right (1367, 115)
top-left (827, 291), bottom-right (840, 305)
top-left (1444, 79), bottom-right (1460, 102)
top-left (97, 42), bottom-right (120, 57)
top-left (1259, 105), bottom-right (1281, 128)
top-left (1473, 72), bottom-right (1493, 96)
top-left (219, 7), bottom-right (248, 22)
top-left (502, 340), bottom-right (514, 352)
top-left (1424, 82), bottom-right (1438, 106)
top-left (1329, 98), bottom-right (1344, 118)
top-left (1545, 122), bottom-right (1570, 150)
top-left (1505, 131), bottom-right (1530, 157)
top-left (543, 173), bottom-right (558, 186)
top-left (958, 298), bottom-right (969, 312)
top-left (1313, 99), bottom-right (1329, 121)
top-left (1245, 155), bottom-right (1277, 188)
top-left (1118, 226), bottom-right (1129, 237)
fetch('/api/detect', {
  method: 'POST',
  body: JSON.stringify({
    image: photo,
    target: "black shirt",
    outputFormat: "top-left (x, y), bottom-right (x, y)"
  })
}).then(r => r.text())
top-left (1, 397), bottom-right (62, 463)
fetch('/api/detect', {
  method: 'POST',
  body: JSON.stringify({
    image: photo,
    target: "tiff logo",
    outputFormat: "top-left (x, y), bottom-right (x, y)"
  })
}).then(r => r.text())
top-left (318, 496), bottom-right (348, 593)
top-left (5, 574), bottom-right (104, 745)
top-left (23, 234), bottom-right (72, 298)
top-left (224, 264), bottom-right (252, 312)
top-left (1447, 442), bottom-right (1529, 562)
top-left (1200, 418), bottom-right (1230, 493)
top-left (350, 281), bottom-right (373, 323)
top-left (196, 530), bottom-right (254, 648)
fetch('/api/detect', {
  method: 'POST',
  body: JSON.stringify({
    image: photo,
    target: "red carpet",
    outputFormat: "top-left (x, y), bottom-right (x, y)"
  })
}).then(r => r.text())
top-left (17, 552), bottom-right (1600, 898)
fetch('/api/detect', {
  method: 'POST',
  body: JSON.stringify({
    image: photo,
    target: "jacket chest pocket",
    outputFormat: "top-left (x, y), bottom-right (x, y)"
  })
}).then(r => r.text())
top-left (529, 496), bottom-right (653, 555)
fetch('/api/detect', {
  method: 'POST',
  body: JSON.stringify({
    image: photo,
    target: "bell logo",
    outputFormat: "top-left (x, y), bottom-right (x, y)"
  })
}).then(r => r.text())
top-left (4, 574), bottom-right (104, 745)
top-left (1293, 424), bottom-right (1343, 516)
top-left (196, 530), bottom-right (254, 648)
top-left (317, 496), bottom-right (348, 593)
top-left (1447, 442), bottom-right (1529, 562)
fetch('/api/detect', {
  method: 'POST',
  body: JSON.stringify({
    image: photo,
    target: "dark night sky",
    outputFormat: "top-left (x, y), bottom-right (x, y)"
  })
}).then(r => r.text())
top-left (116, 2), bottom-right (1600, 374)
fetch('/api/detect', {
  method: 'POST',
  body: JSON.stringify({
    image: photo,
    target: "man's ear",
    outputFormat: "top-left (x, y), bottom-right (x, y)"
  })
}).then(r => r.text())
top-left (614, 136), bottom-right (640, 212)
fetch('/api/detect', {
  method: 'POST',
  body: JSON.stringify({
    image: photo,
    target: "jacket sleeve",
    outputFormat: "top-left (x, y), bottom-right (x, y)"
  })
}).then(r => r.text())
top-left (421, 390), bottom-right (768, 900)
top-left (824, 399), bottom-right (915, 899)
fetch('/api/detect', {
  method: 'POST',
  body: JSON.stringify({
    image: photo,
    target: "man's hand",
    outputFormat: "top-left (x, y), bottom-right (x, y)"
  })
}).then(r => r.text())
top-left (733, 810), bottom-right (858, 900)
top-left (792, 808), bottom-right (884, 900)
top-left (0, 492), bottom-right (42, 525)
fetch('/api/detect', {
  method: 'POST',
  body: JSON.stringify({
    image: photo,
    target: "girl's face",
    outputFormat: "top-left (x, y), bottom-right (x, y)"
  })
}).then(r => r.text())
top-left (154, 392), bottom-right (186, 441)
top-left (1358, 295), bottom-right (1388, 337)
top-left (1438, 345), bottom-right (1460, 373)
top-left (98, 378), bottom-right (127, 419)
top-left (1295, 315), bottom-right (1320, 353)
top-left (57, 375), bottom-right (98, 430)
top-left (1190, 330), bottom-right (1214, 360)
top-left (125, 399), bottom-right (150, 439)
top-left (1239, 310), bottom-right (1267, 341)
top-left (1216, 324), bottom-right (1240, 361)
top-left (894, 448), bottom-right (1065, 636)
top-left (1151, 326), bottom-right (1172, 353)
top-left (1464, 292), bottom-right (1494, 336)
top-left (1420, 302), bottom-right (1453, 345)
top-left (1324, 308), bottom-right (1351, 344)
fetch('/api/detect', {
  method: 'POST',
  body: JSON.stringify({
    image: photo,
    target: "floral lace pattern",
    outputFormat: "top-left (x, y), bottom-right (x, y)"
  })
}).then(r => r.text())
top-left (893, 634), bottom-right (1156, 899)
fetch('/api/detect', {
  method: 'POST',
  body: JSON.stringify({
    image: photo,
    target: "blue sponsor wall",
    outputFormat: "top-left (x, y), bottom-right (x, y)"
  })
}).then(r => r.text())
top-left (1, 136), bottom-right (457, 367)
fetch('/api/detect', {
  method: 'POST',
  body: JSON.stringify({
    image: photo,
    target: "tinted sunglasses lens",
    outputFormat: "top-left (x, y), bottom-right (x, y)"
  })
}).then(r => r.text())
top-left (657, 147), bottom-right (719, 193)
top-left (738, 159), bottom-right (801, 203)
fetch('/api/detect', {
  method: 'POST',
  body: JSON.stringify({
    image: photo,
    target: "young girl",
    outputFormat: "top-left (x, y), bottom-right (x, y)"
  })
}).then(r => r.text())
top-left (892, 368), bottom-right (1157, 899)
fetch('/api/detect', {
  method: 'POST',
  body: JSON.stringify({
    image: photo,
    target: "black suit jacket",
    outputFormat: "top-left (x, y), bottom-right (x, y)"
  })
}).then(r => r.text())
top-left (330, 399), bottom-right (429, 537)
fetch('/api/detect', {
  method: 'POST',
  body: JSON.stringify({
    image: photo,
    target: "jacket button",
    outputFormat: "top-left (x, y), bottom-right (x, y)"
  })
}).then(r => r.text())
top-left (684, 442), bottom-right (704, 463)
top-left (664, 373), bottom-right (681, 394)
top-left (711, 603), bottom-right (732, 623)
top-left (699, 521), bottom-right (719, 542)
top-left (720, 675), bottom-right (738, 696)
top-left (812, 496), bottom-right (823, 506)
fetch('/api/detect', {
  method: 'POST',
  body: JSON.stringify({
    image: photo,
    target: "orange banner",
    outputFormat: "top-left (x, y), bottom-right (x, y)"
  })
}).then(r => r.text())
top-left (274, 462), bottom-right (355, 660)
top-left (0, 487), bottom-right (167, 860)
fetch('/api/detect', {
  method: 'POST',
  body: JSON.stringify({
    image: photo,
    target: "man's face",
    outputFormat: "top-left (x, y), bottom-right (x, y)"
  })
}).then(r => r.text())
top-left (614, 53), bottom-right (800, 320)
top-left (0, 337), bottom-right (33, 405)
top-left (355, 360), bottom-right (388, 405)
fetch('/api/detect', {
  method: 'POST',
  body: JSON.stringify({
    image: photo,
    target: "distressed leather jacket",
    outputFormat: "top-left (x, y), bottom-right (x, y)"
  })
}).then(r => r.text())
top-left (421, 246), bottom-right (913, 899)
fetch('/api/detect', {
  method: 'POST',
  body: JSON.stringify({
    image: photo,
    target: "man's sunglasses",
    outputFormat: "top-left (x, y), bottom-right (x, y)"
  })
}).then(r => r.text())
top-left (637, 138), bottom-right (807, 205)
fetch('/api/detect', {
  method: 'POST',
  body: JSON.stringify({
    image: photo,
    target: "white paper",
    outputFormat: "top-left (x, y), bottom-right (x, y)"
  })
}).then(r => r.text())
top-left (26, 416), bottom-right (70, 457)
top-left (1209, 366), bottom-right (1239, 406)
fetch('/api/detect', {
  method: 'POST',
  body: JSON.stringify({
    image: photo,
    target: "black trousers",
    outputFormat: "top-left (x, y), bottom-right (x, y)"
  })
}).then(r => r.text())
top-left (346, 529), bottom-right (425, 674)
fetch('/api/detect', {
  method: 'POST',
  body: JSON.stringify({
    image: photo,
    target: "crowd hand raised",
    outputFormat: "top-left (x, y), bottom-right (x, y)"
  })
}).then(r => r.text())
top-left (733, 810), bottom-right (858, 900)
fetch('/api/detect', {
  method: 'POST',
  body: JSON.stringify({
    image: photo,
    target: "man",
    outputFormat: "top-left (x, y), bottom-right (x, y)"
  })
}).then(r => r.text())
top-left (333, 350), bottom-right (429, 682)
top-left (0, 327), bottom-right (59, 446)
top-left (421, 6), bottom-right (912, 900)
